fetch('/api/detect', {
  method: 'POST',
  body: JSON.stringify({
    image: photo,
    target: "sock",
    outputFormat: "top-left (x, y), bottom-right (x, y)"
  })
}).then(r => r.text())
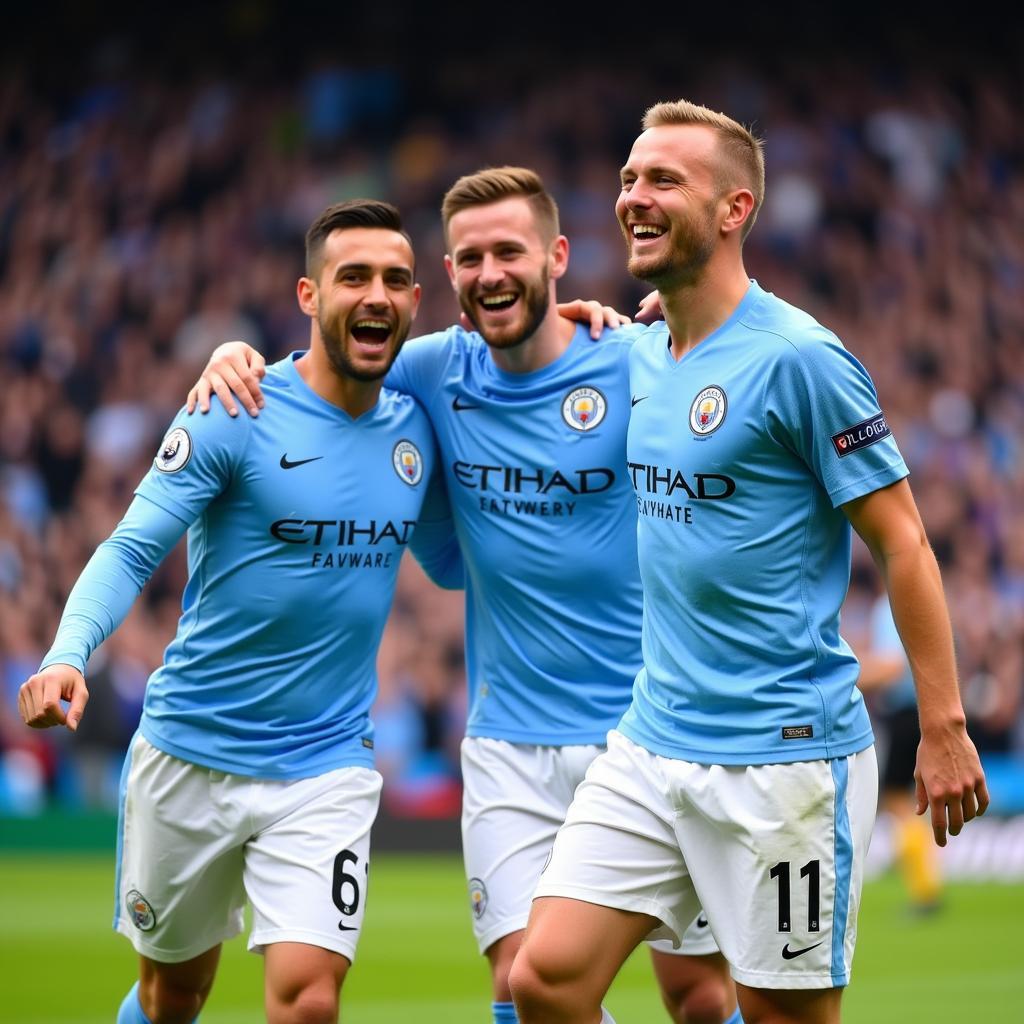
top-left (116, 983), bottom-right (152, 1024)
top-left (493, 1001), bottom-right (518, 1023)
top-left (724, 1008), bottom-right (744, 1024)
top-left (599, 1010), bottom-right (617, 1024)
top-left (896, 814), bottom-right (941, 906)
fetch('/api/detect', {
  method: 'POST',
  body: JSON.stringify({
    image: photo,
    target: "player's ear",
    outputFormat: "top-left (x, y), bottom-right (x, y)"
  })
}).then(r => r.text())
top-left (410, 283), bottom-right (422, 321)
top-left (720, 188), bottom-right (755, 239)
top-left (297, 277), bottom-right (318, 317)
top-left (548, 235), bottom-right (570, 281)
top-left (443, 254), bottom-right (457, 290)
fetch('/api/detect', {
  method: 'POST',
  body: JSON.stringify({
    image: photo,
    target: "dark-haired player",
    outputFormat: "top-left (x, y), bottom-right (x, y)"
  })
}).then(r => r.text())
top-left (19, 200), bottom-right (460, 1024)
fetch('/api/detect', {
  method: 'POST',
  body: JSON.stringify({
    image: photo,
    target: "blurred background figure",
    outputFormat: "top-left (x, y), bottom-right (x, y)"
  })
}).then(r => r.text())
top-left (854, 585), bottom-right (943, 914)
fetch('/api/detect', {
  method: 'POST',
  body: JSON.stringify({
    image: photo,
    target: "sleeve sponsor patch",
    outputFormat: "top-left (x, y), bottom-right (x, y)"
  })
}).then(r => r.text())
top-left (830, 414), bottom-right (891, 458)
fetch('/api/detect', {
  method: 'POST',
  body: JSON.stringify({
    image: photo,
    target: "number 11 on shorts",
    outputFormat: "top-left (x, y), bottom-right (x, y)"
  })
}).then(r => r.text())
top-left (768, 859), bottom-right (820, 932)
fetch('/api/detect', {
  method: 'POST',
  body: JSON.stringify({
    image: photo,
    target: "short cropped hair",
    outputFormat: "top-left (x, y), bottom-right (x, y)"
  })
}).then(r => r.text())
top-left (441, 167), bottom-right (560, 244)
top-left (642, 100), bottom-right (765, 239)
top-left (305, 199), bottom-right (412, 278)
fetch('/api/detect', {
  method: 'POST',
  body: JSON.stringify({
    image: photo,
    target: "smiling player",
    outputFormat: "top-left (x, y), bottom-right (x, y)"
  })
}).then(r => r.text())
top-left (189, 169), bottom-right (741, 1024)
top-left (511, 99), bottom-right (989, 1024)
top-left (18, 200), bottom-right (461, 1024)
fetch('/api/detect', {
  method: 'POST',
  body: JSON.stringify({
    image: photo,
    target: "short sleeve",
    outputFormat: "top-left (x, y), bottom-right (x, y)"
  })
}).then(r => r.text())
top-left (764, 330), bottom-right (908, 508)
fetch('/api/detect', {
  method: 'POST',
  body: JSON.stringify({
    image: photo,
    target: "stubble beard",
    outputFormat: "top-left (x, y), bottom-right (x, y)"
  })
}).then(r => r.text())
top-left (461, 265), bottom-right (551, 351)
top-left (319, 310), bottom-right (408, 383)
top-left (626, 206), bottom-right (718, 291)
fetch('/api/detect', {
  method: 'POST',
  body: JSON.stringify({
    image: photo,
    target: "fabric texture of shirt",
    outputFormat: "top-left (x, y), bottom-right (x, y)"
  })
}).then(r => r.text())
top-left (43, 353), bottom-right (454, 779)
top-left (386, 323), bottom-right (645, 744)
top-left (620, 282), bottom-right (908, 764)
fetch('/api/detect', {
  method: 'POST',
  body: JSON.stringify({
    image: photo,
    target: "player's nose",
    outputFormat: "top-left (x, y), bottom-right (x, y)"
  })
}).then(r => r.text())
top-left (479, 253), bottom-right (504, 286)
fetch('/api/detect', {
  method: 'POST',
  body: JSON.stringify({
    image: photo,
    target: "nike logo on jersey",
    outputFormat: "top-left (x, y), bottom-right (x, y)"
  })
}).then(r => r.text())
top-left (337, 922), bottom-right (359, 932)
top-left (280, 454), bottom-right (324, 470)
top-left (781, 941), bottom-right (822, 960)
top-left (696, 914), bottom-right (709, 929)
top-left (631, 395), bottom-right (648, 407)
top-left (452, 395), bottom-right (481, 411)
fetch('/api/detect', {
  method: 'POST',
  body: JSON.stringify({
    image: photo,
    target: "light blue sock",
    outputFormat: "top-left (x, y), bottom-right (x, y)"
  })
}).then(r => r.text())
top-left (493, 1001), bottom-right (518, 1023)
top-left (724, 1008), bottom-right (744, 1024)
top-left (116, 983), bottom-right (152, 1024)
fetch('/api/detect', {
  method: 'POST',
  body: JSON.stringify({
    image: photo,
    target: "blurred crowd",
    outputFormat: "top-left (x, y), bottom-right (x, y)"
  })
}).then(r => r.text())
top-left (1, 37), bottom-right (1022, 818)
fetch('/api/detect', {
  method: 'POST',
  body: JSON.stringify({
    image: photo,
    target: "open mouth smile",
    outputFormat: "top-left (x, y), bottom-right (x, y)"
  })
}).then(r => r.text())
top-left (350, 318), bottom-right (393, 348)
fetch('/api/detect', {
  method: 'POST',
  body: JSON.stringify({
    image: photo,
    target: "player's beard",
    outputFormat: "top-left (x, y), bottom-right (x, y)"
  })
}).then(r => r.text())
top-left (319, 310), bottom-right (410, 382)
top-left (460, 264), bottom-right (551, 352)
top-left (626, 200), bottom-right (718, 290)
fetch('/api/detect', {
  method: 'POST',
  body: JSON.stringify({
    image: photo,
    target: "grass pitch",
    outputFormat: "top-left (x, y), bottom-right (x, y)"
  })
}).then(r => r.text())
top-left (1, 853), bottom-right (1020, 1023)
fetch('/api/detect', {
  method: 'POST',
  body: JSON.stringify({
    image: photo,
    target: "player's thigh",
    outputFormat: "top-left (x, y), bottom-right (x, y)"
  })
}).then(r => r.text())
top-left (264, 941), bottom-right (350, 1022)
top-left (519, 896), bottom-right (658, 993)
top-left (676, 747), bottom-right (878, 991)
top-left (116, 735), bottom-right (247, 963)
top-left (534, 731), bottom-right (701, 948)
top-left (245, 765), bottom-right (382, 964)
top-left (461, 737), bottom-right (600, 953)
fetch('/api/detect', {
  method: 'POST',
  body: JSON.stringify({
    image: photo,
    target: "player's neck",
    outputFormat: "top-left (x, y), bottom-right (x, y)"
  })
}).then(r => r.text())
top-left (295, 349), bottom-right (382, 419)
top-left (660, 258), bottom-right (750, 361)
top-left (488, 305), bottom-right (574, 375)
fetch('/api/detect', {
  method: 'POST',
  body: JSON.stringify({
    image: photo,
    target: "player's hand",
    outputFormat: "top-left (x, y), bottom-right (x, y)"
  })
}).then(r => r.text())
top-left (18, 665), bottom-right (89, 733)
top-left (636, 290), bottom-right (663, 323)
top-left (914, 721), bottom-right (990, 846)
top-left (556, 299), bottom-right (632, 339)
top-left (186, 342), bottom-right (267, 418)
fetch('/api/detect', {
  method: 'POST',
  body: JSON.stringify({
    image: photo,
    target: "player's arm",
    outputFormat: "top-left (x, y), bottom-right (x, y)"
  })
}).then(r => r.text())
top-left (18, 495), bottom-right (189, 732)
top-left (843, 479), bottom-right (989, 845)
top-left (185, 296), bottom-right (633, 418)
top-left (408, 466), bottom-right (464, 590)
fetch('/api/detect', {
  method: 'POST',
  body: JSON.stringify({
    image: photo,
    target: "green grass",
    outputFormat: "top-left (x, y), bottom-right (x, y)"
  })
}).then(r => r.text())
top-left (1, 853), bottom-right (1021, 1023)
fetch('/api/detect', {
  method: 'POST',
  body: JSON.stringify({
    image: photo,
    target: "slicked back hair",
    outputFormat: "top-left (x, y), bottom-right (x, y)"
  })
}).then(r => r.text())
top-left (642, 100), bottom-right (765, 240)
top-left (305, 199), bottom-right (413, 279)
top-left (441, 167), bottom-right (560, 245)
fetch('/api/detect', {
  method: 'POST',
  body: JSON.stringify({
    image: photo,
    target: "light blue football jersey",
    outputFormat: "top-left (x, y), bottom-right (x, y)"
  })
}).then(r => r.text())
top-left (619, 282), bottom-right (908, 764)
top-left (43, 354), bottom-right (448, 779)
top-left (386, 323), bottom-right (644, 744)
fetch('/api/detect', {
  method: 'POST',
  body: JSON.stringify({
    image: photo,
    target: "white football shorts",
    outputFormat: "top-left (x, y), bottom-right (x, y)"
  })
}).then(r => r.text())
top-left (534, 730), bottom-right (878, 990)
top-left (461, 735), bottom-right (719, 957)
top-left (114, 734), bottom-right (382, 964)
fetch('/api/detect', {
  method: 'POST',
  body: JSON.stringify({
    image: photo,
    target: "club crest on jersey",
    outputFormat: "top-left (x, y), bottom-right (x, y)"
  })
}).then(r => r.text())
top-left (392, 439), bottom-right (423, 486)
top-left (561, 386), bottom-right (607, 431)
top-left (154, 427), bottom-right (192, 473)
top-left (125, 889), bottom-right (157, 931)
top-left (468, 878), bottom-right (488, 920)
top-left (689, 386), bottom-right (727, 436)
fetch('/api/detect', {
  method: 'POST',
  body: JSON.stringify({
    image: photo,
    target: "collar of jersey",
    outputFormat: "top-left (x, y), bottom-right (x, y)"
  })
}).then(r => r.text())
top-left (654, 279), bottom-right (763, 368)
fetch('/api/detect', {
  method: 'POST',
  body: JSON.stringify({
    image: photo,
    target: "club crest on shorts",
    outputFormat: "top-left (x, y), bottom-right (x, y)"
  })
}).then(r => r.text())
top-left (468, 877), bottom-right (488, 920)
top-left (392, 440), bottom-right (423, 486)
top-left (689, 386), bottom-right (727, 436)
top-left (125, 889), bottom-right (157, 931)
top-left (561, 386), bottom-right (607, 431)
top-left (155, 427), bottom-right (192, 473)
